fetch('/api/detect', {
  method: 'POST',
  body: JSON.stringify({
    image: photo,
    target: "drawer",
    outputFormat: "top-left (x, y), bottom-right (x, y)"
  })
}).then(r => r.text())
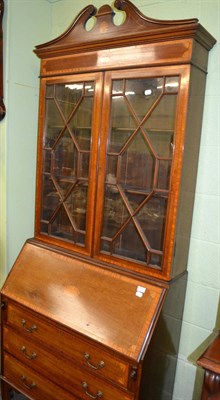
top-left (3, 348), bottom-right (134, 400)
top-left (2, 353), bottom-right (78, 400)
top-left (5, 301), bottom-right (131, 388)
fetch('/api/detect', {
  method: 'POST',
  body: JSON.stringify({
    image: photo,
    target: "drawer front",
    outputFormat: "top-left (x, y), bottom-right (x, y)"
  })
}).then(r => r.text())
top-left (6, 301), bottom-right (130, 387)
top-left (2, 353), bottom-right (78, 400)
top-left (4, 325), bottom-right (135, 400)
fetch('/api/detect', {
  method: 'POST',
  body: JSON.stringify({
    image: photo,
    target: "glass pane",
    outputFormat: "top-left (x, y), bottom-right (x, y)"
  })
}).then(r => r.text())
top-left (144, 94), bottom-right (177, 131)
top-left (46, 84), bottom-right (54, 98)
top-left (41, 175), bottom-right (60, 221)
top-left (144, 94), bottom-right (177, 161)
top-left (43, 150), bottom-right (51, 173)
top-left (124, 192), bottom-right (146, 212)
top-left (165, 76), bottom-right (179, 93)
top-left (79, 152), bottom-right (90, 179)
top-left (149, 253), bottom-right (162, 267)
top-left (40, 80), bottom-right (95, 246)
top-left (100, 75), bottom-right (179, 267)
top-left (102, 185), bottom-right (130, 238)
top-left (44, 99), bottom-right (64, 147)
top-left (157, 160), bottom-right (172, 190)
top-left (100, 239), bottom-right (111, 254)
top-left (112, 80), bottom-right (123, 94)
top-left (76, 232), bottom-right (86, 245)
top-left (53, 129), bottom-right (77, 189)
top-left (64, 183), bottom-right (88, 231)
top-left (40, 221), bottom-right (48, 234)
top-left (106, 155), bottom-right (117, 184)
top-left (125, 77), bottom-right (163, 121)
top-left (68, 97), bottom-right (93, 151)
top-left (146, 130), bottom-right (174, 158)
top-left (51, 205), bottom-right (75, 240)
top-left (85, 82), bottom-right (94, 96)
top-left (136, 195), bottom-right (167, 251)
top-left (109, 96), bottom-right (136, 153)
top-left (55, 84), bottom-right (82, 120)
top-left (119, 131), bottom-right (155, 191)
top-left (113, 220), bottom-right (147, 262)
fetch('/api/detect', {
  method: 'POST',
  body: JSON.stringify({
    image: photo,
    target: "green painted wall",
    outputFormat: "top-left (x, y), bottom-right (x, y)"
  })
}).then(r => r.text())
top-left (0, 1), bottom-right (219, 399)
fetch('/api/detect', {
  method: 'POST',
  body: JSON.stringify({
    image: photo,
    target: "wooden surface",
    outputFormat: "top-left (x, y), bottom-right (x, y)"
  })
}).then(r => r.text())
top-left (1, 241), bottom-right (166, 361)
top-left (3, 353), bottom-right (80, 400)
top-left (3, 323), bottom-right (130, 387)
top-left (198, 332), bottom-right (220, 375)
top-left (34, 0), bottom-right (215, 58)
top-left (197, 332), bottom-right (220, 400)
top-left (33, 0), bottom-right (216, 281)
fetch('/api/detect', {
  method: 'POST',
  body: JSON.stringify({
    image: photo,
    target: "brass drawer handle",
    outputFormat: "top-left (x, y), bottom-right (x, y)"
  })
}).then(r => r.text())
top-left (20, 375), bottom-right (36, 390)
top-left (21, 319), bottom-right (37, 333)
top-left (21, 346), bottom-right (37, 360)
top-left (84, 353), bottom-right (105, 370)
top-left (82, 382), bottom-right (103, 399)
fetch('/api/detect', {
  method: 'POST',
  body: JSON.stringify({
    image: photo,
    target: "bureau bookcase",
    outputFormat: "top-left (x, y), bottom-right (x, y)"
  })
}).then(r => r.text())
top-left (1, 1), bottom-right (216, 399)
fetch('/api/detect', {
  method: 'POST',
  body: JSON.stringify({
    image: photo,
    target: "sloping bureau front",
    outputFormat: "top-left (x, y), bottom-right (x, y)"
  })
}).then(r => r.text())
top-left (1, 241), bottom-right (167, 399)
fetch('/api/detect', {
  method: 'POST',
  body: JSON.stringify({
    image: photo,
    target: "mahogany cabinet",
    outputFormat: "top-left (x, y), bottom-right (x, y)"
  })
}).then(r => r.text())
top-left (197, 332), bottom-right (220, 400)
top-left (0, 1), bottom-right (216, 399)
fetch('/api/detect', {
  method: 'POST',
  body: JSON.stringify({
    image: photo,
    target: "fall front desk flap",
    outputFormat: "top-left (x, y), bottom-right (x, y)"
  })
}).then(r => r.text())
top-left (1, 242), bottom-right (167, 362)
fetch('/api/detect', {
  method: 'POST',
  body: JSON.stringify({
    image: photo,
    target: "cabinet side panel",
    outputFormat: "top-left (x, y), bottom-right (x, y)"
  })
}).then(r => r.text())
top-left (171, 65), bottom-right (207, 278)
top-left (140, 273), bottom-right (187, 399)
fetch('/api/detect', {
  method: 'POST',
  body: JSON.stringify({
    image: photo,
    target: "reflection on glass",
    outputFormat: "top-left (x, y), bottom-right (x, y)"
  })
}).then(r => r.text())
top-left (56, 84), bottom-right (82, 120)
top-left (51, 205), bottom-right (75, 240)
top-left (124, 192), bottom-right (145, 213)
top-left (146, 130), bottom-right (174, 158)
top-left (40, 81), bottom-right (94, 245)
top-left (64, 183), bottom-right (88, 231)
top-left (144, 95), bottom-right (177, 157)
top-left (109, 96), bottom-right (136, 153)
top-left (101, 76), bottom-right (179, 267)
top-left (120, 131), bottom-right (155, 191)
top-left (113, 220), bottom-right (147, 262)
top-left (136, 195), bottom-right (167, 251)
top-left (44, 99), bottom-right (64, 147)
top-left (112, 80), bottom-right (123, 94)
top-left (125, 77), bottom-right (163, 121)
top-left (41, 175), bottom-right (60, 222)
top-left (149, 253), bottom-right (162, 266)
top-left (102, 185), bottom-right (129, 238)
top-left (53, 128), bottom-right (77, 185)
top-left (43, 150), bottom-right (51, 173)
top-left (165, 76), bottom-right (179, 93)
top-left (46, 85), bottom-right (54, 98)
top-left (106, 155), bottom-right (117, 183)
top-left (85, 82), bottom-right (94, 96)
top-left (79, 153), bottom-right (90, 179)
top-left (157, 160), bottom-right (172, 190)
top-left (68, 97), bottom-right (93, 151)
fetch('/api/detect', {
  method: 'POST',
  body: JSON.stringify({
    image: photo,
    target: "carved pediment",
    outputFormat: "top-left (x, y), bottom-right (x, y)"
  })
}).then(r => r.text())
top-left (35, 0), bottom-right (216, 59)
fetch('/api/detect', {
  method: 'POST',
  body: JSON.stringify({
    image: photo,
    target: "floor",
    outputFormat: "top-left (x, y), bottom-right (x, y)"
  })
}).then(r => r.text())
top-left (1, 391), bottom-right (28, 400)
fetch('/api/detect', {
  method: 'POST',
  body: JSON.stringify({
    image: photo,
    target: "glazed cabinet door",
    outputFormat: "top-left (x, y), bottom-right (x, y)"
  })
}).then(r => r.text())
top-left (35, 73), bottom-right (103, 255)
top-left (94, 66), bottom-right (190, 279)
top-left (34, 65), bottom-right (190, 278)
